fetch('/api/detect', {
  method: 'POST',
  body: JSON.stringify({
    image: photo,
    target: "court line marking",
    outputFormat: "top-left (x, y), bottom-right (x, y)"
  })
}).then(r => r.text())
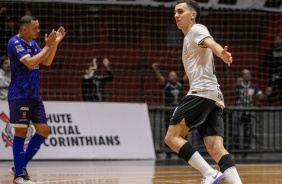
top-left (35, 174), bottom-right (200, 183)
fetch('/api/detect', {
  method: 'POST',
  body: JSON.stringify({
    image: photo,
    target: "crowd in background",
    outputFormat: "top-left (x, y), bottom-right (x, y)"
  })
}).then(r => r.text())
top-left (0, 5), bottom-right (281, 106)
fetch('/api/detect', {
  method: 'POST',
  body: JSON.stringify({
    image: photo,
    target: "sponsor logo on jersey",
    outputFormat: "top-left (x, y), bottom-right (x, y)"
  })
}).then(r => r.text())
top-left (15, 44), bottom-right (24, 53)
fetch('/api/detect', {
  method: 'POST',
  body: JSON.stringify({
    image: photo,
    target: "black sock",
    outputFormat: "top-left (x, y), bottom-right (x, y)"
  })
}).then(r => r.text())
top-left (178, 142), bottom-right (197, 163)
top-left (218, 154), bottom-right (236, 173)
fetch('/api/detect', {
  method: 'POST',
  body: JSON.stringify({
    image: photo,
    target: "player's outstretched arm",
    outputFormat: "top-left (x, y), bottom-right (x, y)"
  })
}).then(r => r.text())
top-left (202, 38), bottom-right (232, 67)
top-left (22, 30), bottom-right (57, 69)
top-left (42, 26), bottom-right (66, 66)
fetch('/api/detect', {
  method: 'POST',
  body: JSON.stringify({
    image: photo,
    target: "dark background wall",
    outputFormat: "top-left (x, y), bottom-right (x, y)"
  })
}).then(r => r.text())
top-left (1, 2), bottom-right (281, 105)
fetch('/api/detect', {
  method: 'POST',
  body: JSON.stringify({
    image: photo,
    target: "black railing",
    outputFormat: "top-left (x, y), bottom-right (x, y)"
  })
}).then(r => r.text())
top-left (148, 106), bottom-right (282, 154)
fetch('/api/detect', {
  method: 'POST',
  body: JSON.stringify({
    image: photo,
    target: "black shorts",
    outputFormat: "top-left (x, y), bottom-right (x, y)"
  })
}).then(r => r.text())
top-left (170, 95), bottom-right (224, 140)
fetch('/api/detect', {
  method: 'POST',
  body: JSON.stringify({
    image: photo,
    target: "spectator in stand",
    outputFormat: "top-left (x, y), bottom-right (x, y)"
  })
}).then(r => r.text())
top-left (0, 6), bottom-right (7, 30)
top-left (263, 34), bottom-right (282, 105)
top-left (152, 62), bottom-right (188, 158)
top-left (81, 57), bottom-right (114, 102)
top-left (25, 10), bottom-right (32, 16)
top-left (0, 55), bottom-right (10, 100)
top-left (0, 7), bottom-right (17, 56)
top-left (232, 69), bottom-right (271, 158)
top-left (152, 62), bottom-right (188, 129)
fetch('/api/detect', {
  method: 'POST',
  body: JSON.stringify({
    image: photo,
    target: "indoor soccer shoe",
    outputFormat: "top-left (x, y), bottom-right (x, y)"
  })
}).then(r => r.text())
top-left (9, 167), bottom-right (28, 177)
top-left (12, 175), bottom-right (35, 184)
top-left (201, 170), bottom-right (225, 184)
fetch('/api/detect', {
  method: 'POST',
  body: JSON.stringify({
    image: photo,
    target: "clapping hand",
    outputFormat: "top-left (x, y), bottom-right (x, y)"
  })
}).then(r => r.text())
top-left (45, 29), bottom-right (57, 48)
top-left (55, 26), bottom-right (66, 44)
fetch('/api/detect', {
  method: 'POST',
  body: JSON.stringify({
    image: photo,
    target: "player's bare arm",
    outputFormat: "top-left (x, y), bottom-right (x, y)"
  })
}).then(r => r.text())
top-left (202, 37), bottom-right (232, 66)
top-left (42, 26), bottom-right (66, 66)
top-left (22, 30), bottom-right (57, 69)
top-left (152, 63), bottom-right (165, 84)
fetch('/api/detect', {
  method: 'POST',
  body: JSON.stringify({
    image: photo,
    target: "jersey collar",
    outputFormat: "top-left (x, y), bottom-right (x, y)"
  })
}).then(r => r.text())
top-left (16, 35), bottom-right (32, 46)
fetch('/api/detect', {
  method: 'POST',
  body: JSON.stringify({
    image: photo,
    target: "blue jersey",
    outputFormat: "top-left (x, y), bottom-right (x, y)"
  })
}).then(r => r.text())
top-left (7, 35), bottom-right (42, 101)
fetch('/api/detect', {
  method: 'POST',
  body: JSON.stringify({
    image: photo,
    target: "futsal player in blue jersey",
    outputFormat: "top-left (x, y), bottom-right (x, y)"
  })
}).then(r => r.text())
top-left (7, 15), bottom-right (65, 184)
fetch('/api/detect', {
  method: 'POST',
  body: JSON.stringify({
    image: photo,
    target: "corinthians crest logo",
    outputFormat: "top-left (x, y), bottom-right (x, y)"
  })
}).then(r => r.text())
top-left (0, 112), bottom-right (33, 148)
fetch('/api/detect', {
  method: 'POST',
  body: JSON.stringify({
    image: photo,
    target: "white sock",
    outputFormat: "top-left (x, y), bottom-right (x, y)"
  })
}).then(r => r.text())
top-left (224, 166), bottom-right (242, 184)
top-left (188, 151), bottom-right (214, 177)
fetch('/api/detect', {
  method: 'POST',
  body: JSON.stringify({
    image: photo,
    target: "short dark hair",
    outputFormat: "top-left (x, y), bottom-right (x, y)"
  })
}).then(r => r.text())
top-left (176, 0), bottom-right (201, 23)
top-left (19, 15), bottom-right (37, 28)
top-left (0, 55), bottom-right (9, 66)
top-left (241, 69), bottom-right (250, 76)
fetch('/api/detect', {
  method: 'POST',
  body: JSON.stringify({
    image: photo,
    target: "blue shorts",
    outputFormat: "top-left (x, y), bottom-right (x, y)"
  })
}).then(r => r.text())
top-left (9, 97), bottom-right (47, 128)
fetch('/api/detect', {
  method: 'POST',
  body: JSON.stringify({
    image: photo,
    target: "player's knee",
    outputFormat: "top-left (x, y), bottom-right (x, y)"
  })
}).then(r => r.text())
top-left (164, 135), bottom-right (173, 147)
top-left (205, 141), bottom-right (224, 155)
top-left (41, 126), bottom-right (50, 138)
top-left (14, 127), bottom-right (28, 138)
top-left (43, 127), bottom-right (50, 138)
top-left (205, 144), bottom-right (216, 155)
top-left (164, 136), bottom-right (169, 145)
top-left (35, 124), bottom-right (50, 138)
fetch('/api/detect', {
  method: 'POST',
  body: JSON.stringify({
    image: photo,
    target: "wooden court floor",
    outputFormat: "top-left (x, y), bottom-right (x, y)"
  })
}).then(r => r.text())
top-left (0, 161), bottom-right (282, 184)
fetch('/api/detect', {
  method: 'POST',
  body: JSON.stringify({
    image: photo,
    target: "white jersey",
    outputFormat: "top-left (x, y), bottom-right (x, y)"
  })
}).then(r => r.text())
top-left (182, 24), bottom-right (225, 108)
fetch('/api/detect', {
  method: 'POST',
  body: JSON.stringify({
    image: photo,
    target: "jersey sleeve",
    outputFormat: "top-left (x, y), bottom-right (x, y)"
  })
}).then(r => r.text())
top-left (10, 40), bottom-right (31, 62)
top-left (192, 25), bottom-right (212, 46)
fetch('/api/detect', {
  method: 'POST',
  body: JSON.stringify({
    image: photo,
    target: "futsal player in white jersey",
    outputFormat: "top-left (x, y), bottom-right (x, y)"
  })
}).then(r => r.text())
top-left (164, 1), bottom-right (242, 184)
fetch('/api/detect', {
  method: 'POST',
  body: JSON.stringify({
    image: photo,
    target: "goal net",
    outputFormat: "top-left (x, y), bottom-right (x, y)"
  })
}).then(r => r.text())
top-left (1, 0), bottom-right (282, 106)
